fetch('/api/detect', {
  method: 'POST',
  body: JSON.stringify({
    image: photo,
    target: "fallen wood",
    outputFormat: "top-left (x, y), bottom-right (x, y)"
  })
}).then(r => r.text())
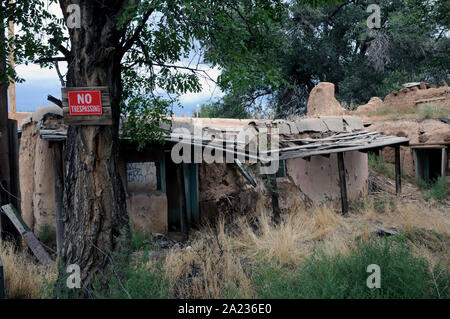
top-left (0, 204), bottom-right (53, 265)
top-left (376, 226), bottom-right (399, 236)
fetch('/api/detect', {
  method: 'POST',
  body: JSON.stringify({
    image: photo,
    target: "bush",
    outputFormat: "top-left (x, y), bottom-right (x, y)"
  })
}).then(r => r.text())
top-left (419, 176), bottom-right (450, 202)
top-left (254, 239), bottom-right (448, 299)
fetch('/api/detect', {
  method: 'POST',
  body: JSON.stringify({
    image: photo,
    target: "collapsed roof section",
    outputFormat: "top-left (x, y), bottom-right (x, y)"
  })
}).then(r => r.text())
top-left (164, 116), bottom-right (409, 163)
top-left (35, 109), bottom-right (409, 163)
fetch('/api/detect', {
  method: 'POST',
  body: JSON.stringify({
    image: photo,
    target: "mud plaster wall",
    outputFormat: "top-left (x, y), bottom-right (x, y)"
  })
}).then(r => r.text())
top-left (286, 151), bottom-right (369, 203)
top-left (19, 121), bottom-right (56, 232)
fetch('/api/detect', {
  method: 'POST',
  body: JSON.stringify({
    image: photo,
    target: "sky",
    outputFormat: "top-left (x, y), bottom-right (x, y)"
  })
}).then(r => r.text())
top-left (10, 3), bottom-right (223, 117)
top-left (12, 62), bottom-right (223, 117)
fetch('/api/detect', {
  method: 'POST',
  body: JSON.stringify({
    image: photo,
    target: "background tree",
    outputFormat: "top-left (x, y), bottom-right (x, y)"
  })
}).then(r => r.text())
top-left (214, 0), bottom-right (449, 118)
top-left (34, 0), bottom-right (285, 295)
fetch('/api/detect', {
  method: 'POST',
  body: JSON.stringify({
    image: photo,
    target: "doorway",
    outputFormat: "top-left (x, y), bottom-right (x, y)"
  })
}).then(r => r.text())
top-left (414, 147), bottom-right (447, 183)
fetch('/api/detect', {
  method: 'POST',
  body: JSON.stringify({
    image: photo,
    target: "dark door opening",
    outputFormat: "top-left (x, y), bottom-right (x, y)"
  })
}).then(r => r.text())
top-left (414, 148), bottom-right (444, 183)
top-left (165, 152), bottom-right (182, 231)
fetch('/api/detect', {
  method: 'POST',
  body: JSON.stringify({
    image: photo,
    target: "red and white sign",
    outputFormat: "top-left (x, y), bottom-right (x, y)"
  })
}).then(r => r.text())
top-left (68, 90), bottom-right (102, 115)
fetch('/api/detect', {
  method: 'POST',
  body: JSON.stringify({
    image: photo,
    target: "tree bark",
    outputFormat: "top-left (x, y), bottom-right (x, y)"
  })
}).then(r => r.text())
top-left (58, 1), bottom-right (131, 295)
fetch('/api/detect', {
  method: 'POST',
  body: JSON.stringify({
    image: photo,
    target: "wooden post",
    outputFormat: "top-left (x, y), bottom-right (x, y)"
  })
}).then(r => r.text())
top-left (0, 24), bottom-right (16, 243)
top-left (268, 173), bottom-right (281, 224)
top-left (337, 152), bottom-right (348, 215)
top-left (53, 142), bottom-right (64, 257)
top-left (7, 119), bottom-right (19, 212)
top-left (176, 164), bottom-right (188, 240)
top-left (8, 7), bottom-right (16, 120)
top-left (394, 145), bottom-right (401, 194)
top-left (0, 255), bottom-right (4, 299)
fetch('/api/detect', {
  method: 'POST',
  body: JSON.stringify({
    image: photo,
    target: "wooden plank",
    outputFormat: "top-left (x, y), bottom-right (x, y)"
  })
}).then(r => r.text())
top-left (1, 204), bottom-right (29, 235)
top-left (1, 204), bottom-right (52, 265)
top-left (394, 145), bottom-right (401, 195)
top-left (0, 255), bottom-right (4, 299)
top-left (337, 152), bottom-right (348, 215)
top-left (22, 231), bottom-right (53, 265)
top-left (280, 137), bottom-right (409, 160)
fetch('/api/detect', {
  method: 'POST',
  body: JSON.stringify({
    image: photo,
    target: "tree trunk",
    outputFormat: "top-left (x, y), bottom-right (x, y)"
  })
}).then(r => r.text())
top-left (58, 1), bottom-right (130, 295)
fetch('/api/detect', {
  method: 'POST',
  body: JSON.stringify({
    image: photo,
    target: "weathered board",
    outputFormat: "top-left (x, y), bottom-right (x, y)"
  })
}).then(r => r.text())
top-left (22, 231), bottom-right (53, 265)
top-left (0, 204), bottom-right (53, 265)
top-left (61, 86), bottom-right (112, 125)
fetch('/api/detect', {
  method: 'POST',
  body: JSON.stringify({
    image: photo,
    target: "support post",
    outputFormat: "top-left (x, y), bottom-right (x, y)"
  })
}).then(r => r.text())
top-left (0, 255), bottom-right (4, 299)
top-left (337, 152), bottom-right (348, 215)
top-left (7, 120), bottom-right (19, 212)
top-left (52, 142), bottom-right (64, 257)
top-left (394, 145), bottom-right (401, 194)
top-left (268, 173), bottom-right (281, 224)
top-left (176, 163), bottom-right (188, 240)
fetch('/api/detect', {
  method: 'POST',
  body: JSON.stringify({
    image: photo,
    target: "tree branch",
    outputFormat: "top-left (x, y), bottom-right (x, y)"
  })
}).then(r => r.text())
top-left (47, 95), bottom-right (63, 108)
top-left (119, 7), bottom-right (155, 57)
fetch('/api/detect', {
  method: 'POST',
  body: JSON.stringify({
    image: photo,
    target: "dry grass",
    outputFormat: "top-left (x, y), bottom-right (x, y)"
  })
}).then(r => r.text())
top-left (363, 101), bottom-right (450, 121)
top-left (163, 195), bottom-right (449, 298)
top-left (0, 241), bottom-right (56, 299)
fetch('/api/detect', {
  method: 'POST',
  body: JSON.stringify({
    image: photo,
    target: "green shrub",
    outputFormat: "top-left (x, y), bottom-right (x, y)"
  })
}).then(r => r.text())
top-left (368, 154), bottom-right (395, 180)
top-left (254, 239), bottom-right (448, 299)
top-left (419, 176), bottom-right (450, 202)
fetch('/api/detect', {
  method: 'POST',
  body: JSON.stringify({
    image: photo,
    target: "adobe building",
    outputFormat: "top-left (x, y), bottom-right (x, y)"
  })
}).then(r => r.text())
top-left (17, 104), bottom-right (408, 236)
top-left (353, 82), bottom-right (450, 182)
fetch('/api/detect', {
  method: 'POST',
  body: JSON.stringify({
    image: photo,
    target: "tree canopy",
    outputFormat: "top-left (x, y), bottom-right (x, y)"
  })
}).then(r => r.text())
top-left (211, 0), bottom-right (450, 118)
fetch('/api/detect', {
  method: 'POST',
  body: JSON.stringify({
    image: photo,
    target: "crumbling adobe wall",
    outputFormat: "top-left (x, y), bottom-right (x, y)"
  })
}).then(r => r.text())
top-left (198, 162), bottom-right (272, 222)
top-left (307, 82), bottom-right (348, 116)
top-left (366, 119), bottom-right (450, 178)
top-left (353, 83), bottom-right (450, 116)
top-left (19, 119), bottom-right (57, 232)
top-left (198, 152), bottom-right (368, 220)
top-left (19, 120), bottom-right (38, 229)
top-left (384, 85), bottom-right (449, 114)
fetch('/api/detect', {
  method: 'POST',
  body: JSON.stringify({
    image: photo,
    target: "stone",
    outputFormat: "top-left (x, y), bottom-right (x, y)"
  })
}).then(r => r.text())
top-left (343, 116), bottom-right (364, 131)
top-left (319, 116), bottom-right (344, 132)
top-left (296, 118), bottom-right (328, 133)
top-left (306, 82), bottom-right (347, 116)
